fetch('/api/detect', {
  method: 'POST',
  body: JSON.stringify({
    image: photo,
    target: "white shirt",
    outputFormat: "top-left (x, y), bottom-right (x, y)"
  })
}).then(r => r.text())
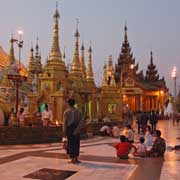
top-left (112, 126), bottom-right (120, 137)
top-left (42, 110), bottom-right (53, 121)
top-left (100, 126), bottom-right (111, 134)
top-left (126, 129), bottom-right (134, 141)
top-left (144, 132), bottom-right (153, 146)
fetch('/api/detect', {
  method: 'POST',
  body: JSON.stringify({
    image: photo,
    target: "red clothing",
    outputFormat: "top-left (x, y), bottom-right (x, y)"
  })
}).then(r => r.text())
top-left (114, 142), bottom-right (132, 156)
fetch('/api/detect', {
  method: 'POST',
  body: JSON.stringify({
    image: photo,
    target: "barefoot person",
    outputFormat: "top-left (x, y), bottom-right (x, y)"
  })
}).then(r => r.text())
top-left (63, 98), bottom-right (82, 163)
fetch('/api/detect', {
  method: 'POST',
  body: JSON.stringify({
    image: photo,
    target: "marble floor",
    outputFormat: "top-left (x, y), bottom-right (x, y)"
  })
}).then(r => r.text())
top-left (0, 120), bottom-right (180, 180)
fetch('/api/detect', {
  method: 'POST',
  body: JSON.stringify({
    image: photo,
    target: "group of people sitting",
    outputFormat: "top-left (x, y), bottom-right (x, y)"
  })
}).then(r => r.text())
top-left (99, 124), bottom-right (166, 159)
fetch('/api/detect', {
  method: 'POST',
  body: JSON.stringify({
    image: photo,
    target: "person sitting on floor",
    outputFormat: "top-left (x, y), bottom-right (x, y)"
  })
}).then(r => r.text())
top-left (148, 130), bottom-right (166, 157)
top-left (100, 125), bottom-right (112, 136)
top-left (114, 135), bottom-right (133, 159)
top-left (144, 125), bottom-right (153, 147)
top-left (134, 137), bottom-right (147, 157)
top-left (112, 125), bottom-right (120, 138)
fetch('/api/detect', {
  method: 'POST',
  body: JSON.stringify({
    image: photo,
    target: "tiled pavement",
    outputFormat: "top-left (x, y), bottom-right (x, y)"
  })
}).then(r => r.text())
top-left (0, 120), bottom-right (180, 180)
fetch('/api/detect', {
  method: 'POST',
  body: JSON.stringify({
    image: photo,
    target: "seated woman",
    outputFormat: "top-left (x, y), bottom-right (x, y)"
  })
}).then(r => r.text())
top-left (134, 137), bottom-right (147, 157)
top-left (144, 125), bottom-right (153, 147)
top-left (112, 125), bottom-right (120, 138)
top-left (114, 135), bottom-right (134, 159)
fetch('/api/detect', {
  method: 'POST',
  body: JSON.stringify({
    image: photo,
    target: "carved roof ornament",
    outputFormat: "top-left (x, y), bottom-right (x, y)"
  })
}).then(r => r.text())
top-left (145, 51), bottom-right (159, 81)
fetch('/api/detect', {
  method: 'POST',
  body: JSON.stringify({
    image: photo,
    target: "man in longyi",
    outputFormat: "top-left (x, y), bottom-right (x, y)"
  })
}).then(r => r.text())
top-left (63, 98), bottom-right (82, 163)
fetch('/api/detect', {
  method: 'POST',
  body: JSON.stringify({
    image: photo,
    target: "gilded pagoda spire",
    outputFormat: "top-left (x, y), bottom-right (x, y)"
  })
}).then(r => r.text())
top-left (9, 36), bottom-right (16, 65)
top-left (80, 43), bottom-right (86, 80)
top-left (49, 5), bottom-right (62, 62)
top-left (86, 44), bottom-right (94, 82)
top-left (7, 36), bottom-right (19, 76)
top-left (35, 38), bottom-right (42, 73)
top-left (110, 68), bottom-right (116, 86)
top-left (27, 46), bottom-right (35, 72)
top-left (27, 46), bottom-right (35, 82)
top-left (70, 23), bottom-right (81, 74)
top-left (102, 63), bottom-right (108, 87)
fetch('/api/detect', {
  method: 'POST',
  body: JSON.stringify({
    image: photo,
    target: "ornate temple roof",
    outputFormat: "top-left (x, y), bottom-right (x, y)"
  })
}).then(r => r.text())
top-left (0, 46), bottom-right (9, 68)
top-left (145, 51), bottom-right (159, 82)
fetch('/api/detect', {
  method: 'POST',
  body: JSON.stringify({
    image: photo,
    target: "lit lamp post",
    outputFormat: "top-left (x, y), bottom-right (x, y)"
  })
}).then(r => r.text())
top-left (13, 30), bottom-right (23, 71)
top-left (171, 66), bottom-right (177, 97)
top-left (8, 31), bottom-right (26, 115)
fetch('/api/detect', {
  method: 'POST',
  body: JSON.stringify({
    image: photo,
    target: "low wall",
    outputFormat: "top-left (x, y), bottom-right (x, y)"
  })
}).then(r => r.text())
top-left (0, 120), bottom-right (129, 145)
top-left (0, 126), bottom-right (63, 145)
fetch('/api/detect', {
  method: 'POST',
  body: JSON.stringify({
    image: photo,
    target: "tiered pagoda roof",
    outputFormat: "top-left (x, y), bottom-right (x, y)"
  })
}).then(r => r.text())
top-left (145, 51), bottom-right (159, 81)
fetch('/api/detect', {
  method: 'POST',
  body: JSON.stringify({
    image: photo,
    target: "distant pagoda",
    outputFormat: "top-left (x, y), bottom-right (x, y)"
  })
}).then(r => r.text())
top-left (115, 25), bottom-right (138, 84)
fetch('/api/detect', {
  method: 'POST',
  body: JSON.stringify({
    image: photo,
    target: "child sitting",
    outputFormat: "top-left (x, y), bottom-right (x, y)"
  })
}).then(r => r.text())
top-left (114, 135), bottom-right (133, 159)
top-left (134, 137), bottom-right (147, 157)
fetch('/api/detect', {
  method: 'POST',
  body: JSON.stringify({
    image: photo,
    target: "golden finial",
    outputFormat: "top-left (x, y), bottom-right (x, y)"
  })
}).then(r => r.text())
top-left (102, 63), bottom-right (108, 87)
top-left (70, 21), bottom-right (81, 74)
top-left (9, 35), bottom-right (16, 65)
top-left (110, 67), bottom-right (116, 86)
top-left (49, 3), bottom-right (62, 60)
top-left (80, 43), bottom-right (86, 80)
top-left (86, 43), bottom-right (94, 82)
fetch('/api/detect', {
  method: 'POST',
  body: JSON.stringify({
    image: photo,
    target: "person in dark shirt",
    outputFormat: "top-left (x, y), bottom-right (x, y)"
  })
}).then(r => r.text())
top-left (63, 98), bottom-right (82, 163)
top-left (149, 130), bottom-right (166, 157)
top-left (150, 110), bottom-right (158, 133)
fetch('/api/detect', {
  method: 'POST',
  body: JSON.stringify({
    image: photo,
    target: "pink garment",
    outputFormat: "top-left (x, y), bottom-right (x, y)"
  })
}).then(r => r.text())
top-left (137, 143), bottom-right (147, 153)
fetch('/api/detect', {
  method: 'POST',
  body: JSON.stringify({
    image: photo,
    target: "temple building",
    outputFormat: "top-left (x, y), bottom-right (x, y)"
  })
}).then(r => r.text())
top-left (0, 7), bottom-right (168, 123)
top-left (114, 25), bottom-right (168, 112)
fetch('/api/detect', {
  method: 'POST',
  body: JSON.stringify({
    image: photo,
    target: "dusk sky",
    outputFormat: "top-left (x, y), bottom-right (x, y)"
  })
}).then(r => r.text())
top-left (0, 0), bottom-right (180, 93)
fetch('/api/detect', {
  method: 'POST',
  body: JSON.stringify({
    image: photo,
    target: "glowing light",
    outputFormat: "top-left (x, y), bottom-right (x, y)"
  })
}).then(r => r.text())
top-left (130, 64), bottom-right (135, 69)
top-left (171, 66), bottom-right (177, 78)
top-left (160, 90), bottom-right (164, 96)
top-left (56, 121), bottom-right (59, 126)
top-left (17, 30), bottom-right (23, 36)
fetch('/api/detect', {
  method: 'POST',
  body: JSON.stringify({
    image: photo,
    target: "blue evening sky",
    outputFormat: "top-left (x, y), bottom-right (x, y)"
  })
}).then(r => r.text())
top-left (0, 0), bottom-right (180, 92)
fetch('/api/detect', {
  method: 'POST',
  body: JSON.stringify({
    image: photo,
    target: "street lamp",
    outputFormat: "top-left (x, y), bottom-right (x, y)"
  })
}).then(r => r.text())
top-left (171, 66), bottom-right (177, 97)
top-left (8, 32), bottom-right (26, 116)
top-left (12, 30), bottom-right (23, 71)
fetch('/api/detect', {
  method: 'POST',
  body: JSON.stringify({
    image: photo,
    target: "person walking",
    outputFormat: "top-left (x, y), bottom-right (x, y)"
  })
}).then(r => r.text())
top-left (150, 110), bottom-right (158, 133)
top-left (136, 110), bottom-right (142, 134)
top-left (63, 98), bottom-right (82, 163)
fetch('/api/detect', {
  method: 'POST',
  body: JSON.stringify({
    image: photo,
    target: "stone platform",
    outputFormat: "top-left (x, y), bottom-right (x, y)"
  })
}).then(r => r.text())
top-left (0, 120), bottom-right (180, 179)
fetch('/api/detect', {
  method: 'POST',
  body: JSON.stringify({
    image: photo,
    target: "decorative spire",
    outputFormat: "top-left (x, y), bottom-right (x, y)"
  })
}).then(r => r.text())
top-left (70, 20), bottom-right (81, 74)
top-left (124, 24), bottom-right (128, 42)
top-left (9, 35), bottom-right (16, 65)
top-left (34, 38), bottom-right (42, 73)
top-left (7, 36), bottom-right (19, 76)
top-left (49, 4), bottom-right (62, 60)
top-left (80, 43), bottom-right (86, 80)
top-left (102, 63), bottom-right (108, 87)
top-left (145, 51), bottom-right (159, 81)
top-left (86, 44), bottom-right (94, 82)
top-left (150, 51), bottom-right (153, 64)
top-left (110, 68), bottom-right (116, 86)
